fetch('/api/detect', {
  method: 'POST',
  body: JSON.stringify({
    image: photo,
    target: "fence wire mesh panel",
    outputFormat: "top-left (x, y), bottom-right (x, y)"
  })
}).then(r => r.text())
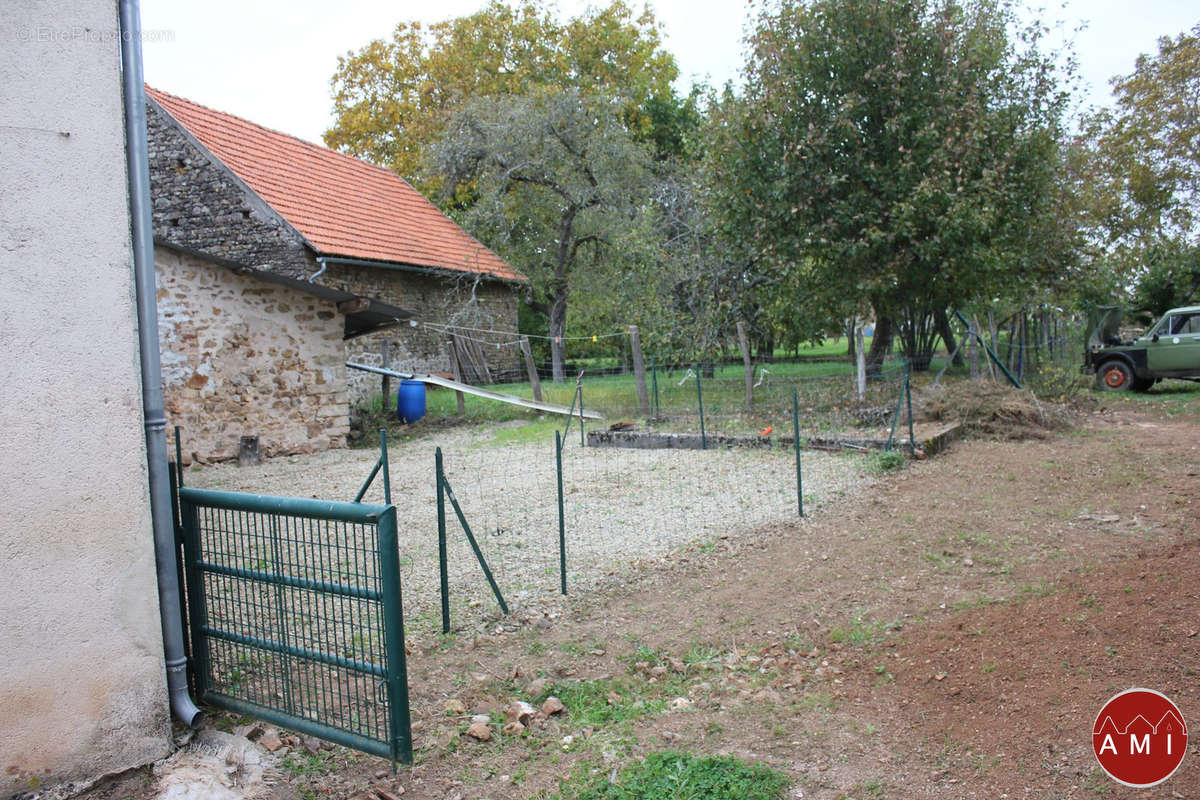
top-left (179, 488), bottom-right (411, 763)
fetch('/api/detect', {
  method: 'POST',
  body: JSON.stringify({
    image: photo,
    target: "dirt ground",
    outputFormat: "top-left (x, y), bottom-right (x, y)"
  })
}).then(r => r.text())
top-left (79, 401), bottom-right (1199, 800)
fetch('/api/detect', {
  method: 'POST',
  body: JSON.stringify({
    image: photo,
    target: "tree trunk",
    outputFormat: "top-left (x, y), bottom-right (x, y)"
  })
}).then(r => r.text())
top-left (846, 319), bottom-right (856, 361)
top-left (934, 308), bottom-right (962, 367)
top-left (865, 315), bottom-right (894, 377)
top-left (549, 290), bottom-right (567, 383)
top-left (549, 207), bottom-right (578, 383)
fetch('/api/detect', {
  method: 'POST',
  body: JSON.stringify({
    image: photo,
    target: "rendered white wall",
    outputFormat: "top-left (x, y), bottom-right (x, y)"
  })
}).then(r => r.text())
top-left (0, 1), bottom-right (171, 794)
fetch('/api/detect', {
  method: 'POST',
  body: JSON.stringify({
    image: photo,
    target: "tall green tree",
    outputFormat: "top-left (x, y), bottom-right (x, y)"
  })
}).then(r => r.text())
top-left (706, 0), bottom-right (1074, 369)
top-left (1078, 24), bottom-right (1200, 312)
top-left (325, 0), bottom-right (678, 185)
top-left (429, 90), bottom-right (656, 381)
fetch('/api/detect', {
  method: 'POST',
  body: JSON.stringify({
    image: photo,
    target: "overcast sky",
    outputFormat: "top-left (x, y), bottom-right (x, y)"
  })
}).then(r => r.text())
top-left (140, 0), bottom-right (1197, 147)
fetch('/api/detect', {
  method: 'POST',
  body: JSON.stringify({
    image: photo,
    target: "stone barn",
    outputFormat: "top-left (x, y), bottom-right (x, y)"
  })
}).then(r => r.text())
top-left (145, 87), bottom-right (527, 462)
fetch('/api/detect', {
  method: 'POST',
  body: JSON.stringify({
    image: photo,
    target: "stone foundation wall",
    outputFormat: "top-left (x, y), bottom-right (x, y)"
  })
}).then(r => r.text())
top-left (156, 247), bottom-right (349, 462)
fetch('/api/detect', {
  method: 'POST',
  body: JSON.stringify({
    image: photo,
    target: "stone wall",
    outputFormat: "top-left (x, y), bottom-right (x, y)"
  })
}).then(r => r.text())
top-left (157, 247), bottom-right (349, 462)
top-left (0, 2), bottom-right (170, 793)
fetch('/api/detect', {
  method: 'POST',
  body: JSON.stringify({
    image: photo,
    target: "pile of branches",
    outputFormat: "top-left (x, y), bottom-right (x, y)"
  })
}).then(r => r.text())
top-left (917, 380), bottom-right (1078, 440)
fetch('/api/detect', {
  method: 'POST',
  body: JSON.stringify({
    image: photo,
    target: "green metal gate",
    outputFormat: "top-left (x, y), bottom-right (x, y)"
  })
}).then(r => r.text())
top-left (178, 487), bottom-right (412, 763)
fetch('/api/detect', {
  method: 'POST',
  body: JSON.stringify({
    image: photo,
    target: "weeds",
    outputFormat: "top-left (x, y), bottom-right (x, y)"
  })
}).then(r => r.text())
top-left (550, 751), bottom-right (789, 800)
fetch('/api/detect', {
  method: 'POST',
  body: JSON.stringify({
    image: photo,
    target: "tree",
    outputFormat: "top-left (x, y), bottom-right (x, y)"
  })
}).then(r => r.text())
top-left (1077, 25), bottom-right (1200, 311)
top-left (428, 90), bottom-right (656, 381)
top-left (705, 0), bottom-right (1074, 370)
top-left (325, 0), bottom-right (678, 186)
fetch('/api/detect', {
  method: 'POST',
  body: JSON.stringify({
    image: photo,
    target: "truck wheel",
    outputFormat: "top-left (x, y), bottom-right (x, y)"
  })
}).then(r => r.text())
top-left (1098, 361), bottom-right (1133, 391)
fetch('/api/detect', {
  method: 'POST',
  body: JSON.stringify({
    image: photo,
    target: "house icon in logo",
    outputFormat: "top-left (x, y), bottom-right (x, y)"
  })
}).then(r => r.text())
top-left (1094, 711), bottom-right (1188, 756)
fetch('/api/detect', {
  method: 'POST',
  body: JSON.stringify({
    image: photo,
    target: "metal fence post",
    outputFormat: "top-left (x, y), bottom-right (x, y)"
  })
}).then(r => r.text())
top-left (556, 430), bottom-right (566, 595)
top-left (696, 365), bottom-right (707, 450)
top-left (793, 391), bottom-right (804, 518)
top-left (376, 506), bottom-right (413, 765)
top-left (436, 447), bottom-right (450, 634)
top-left (651, 361), bottom-right (660, 418)
top-left (577, 381), bottom-right (585, 447)
top-left (178, 497), bottom-right (210, 700)
top-left (442, 477), bottom-right (509, 615)
top-left (905, 362), bottom-right (916, 457)
top-left (380, 429), bottom-right (391, 505)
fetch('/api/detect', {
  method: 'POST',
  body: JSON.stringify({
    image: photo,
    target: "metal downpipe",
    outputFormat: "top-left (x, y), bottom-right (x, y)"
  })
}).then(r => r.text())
top-left (119, 0), bottom-right (202, 728)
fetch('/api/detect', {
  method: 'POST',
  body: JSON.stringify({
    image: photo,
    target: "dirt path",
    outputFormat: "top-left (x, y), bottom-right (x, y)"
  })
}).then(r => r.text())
top-left (80, 407), bottom-right (1200, 800)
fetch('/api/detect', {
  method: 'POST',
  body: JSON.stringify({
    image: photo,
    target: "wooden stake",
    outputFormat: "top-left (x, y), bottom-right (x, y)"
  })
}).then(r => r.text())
top-left (448, 335), bottom-right (466, 415)
top-left (736, 321), bottom-right (753, 410)
top-left (520, 335), bottom-right (543, 402)
top-left (629, 325), bottom-right (649, 416)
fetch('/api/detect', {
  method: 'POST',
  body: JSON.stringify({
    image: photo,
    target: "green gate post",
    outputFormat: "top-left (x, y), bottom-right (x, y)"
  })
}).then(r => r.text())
top-left (696, 365), bottom-right (707, 449)
top-left (793, 391), bottom-right (804, 517)
top-left (376, 506), bottom-right (414, 765)
top-left (435, 448), bottom-right (450, 634)
top-left (179, 497), bottom-right (211, 700)
top-left (555, 431), bottom-right (567, 595)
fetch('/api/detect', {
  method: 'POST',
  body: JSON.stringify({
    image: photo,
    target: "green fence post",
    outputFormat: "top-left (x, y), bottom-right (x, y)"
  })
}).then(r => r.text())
top-left (380, 429), bottom-right (391, 505)
top-left (377, 506), bottom-right (414, 765)
top-left (952, 309), bottom-right (1021, 388)
top-left (436, 448), bottom-right (450, 634)
top-left (174, 425), bottom-right (184, 490)
top-left (793, 391), bottom-right (804, 517)
top-left (885, 365), bottom-right (905, 452)
top-left (905, 363), bottom-right (916, 457)
top-left (561, 385), bottom-right (578, 446)
top-left (577, 380), bottom-right (585, 448)
top-left (651, 361), bottom-right (660, 417)
top-left (443, 476), bottom-right (510, 615)
top-left (696, 365), bottom-right (707, 449)
top-left (179, 497), bottom-right (211, 700)
top-left (556, 430), bottom-right (566, 595)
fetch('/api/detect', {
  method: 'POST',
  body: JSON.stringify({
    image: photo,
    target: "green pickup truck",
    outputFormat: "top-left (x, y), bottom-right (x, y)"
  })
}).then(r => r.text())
top-left (1086, 305), bottom-right (1200, 391)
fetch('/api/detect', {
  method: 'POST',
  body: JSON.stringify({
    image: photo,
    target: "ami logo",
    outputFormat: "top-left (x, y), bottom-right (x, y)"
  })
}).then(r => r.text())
top-left (1092, 688), bottom-right (1188, 788)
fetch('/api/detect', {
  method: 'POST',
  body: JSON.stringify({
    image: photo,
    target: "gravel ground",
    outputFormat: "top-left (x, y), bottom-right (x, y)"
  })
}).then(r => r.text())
top-left (189, 422), bottom-right (876, 632)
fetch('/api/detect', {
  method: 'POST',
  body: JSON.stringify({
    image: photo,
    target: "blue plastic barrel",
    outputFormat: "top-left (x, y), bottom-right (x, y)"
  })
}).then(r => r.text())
top-left (397, 380), bottom-right (426, 424)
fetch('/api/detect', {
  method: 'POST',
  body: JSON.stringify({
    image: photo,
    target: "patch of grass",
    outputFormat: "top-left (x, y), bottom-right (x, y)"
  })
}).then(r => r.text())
top-left (683, 643), bottom-right (722, 667)
top-left (625, 642), bottom-right (669, 668)
top-left (532, 678), bottom-right (665, 727)
top-left (829, 611), bottom-right (900, 647)
top-left (796, 691), bottom-right (836, 711)
top-left (486, 418), bottom-right (563, 448)
top-left (870, 450), bottom-right (906, 473)
top-left (550, 751), bottom-right (789, 800)
top-left (281, 750), bottom-right (336, 779)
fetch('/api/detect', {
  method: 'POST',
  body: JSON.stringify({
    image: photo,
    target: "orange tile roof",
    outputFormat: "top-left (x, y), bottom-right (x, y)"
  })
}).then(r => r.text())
top-left (146, 87), bottom-right (525, 283)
